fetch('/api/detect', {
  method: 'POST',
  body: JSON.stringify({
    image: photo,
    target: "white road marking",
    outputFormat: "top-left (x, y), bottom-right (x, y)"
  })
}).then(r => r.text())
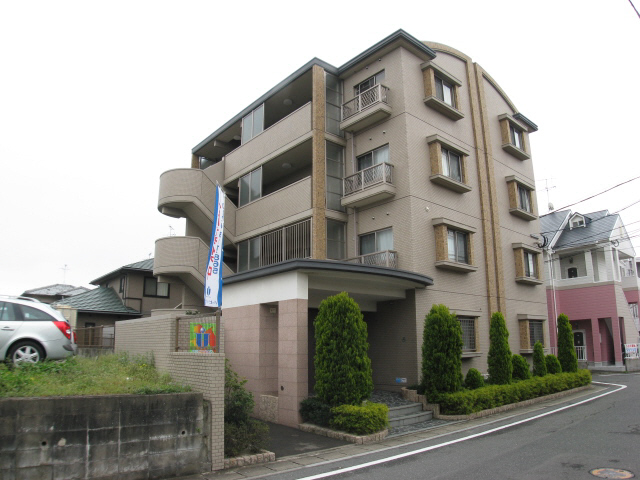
top-left (298, 381), bottom-right (627, 480)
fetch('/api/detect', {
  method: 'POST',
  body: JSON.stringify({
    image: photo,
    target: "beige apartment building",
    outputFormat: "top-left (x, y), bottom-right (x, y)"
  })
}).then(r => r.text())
top-left (153, 30), bottom-right (548, 426)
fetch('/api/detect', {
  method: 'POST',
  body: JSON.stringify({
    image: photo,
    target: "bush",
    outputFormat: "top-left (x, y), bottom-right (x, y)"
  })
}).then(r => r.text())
top-left (557, 314), bottom-right (578, 373)
top-left (330, 402), bottom-right (389, 435)
top-left (224, 360), bottom-right (269, 457)
top-left (314, 292), bottom-right (373, 406)
top-left (421, 304), bottom-right (463, 398)
top-left (224, 419), bottom-right (270, 457)
top-left (438, 370), bottom-right (592, 415)
top-left (545, 354), bottom-right (562, 374)
top-left (532, 342), bottom-right (547, 377)
top-left (465, 368), bottom-right (485, 390)
top-left (511, 355), bottom-right (531, 381)
top-left (487, 312), bottom-right (512, 385)
top-left (299, 397), bottom-right (332, 427)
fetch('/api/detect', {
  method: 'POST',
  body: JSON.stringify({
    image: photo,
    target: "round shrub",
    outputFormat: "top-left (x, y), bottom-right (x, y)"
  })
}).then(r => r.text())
top-left (532, 341), bottom-right (547, 377)
top-left (329, 402), bottom-right (389, 435)
top-left (557, 314), bottom-right (578, 373)
top-left (545, 354), bottom-right (562, 374)
top-left (299, 397), bottom-right (332, 427)
top-left (314, 292), bottom-right (373, 406)
top-left (488, 312), bottom-right (512, 385)
top-left (465, 368), bottom-right (485, 390)
top-left (511, 354), bottom-right (531, 380)
top-left (421, 304), bottom-right (463, 398)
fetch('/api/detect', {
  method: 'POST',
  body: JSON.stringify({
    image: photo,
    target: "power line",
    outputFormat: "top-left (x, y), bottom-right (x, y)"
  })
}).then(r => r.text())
top-left (550, 175), bottom-right (640, 213)
top-left (629, 0), bottom-right (640, 19)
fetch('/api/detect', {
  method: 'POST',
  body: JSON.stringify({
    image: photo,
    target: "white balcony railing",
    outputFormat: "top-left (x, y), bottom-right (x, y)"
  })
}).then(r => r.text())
top-left (346, 250), bottom-right (398, 269)
top-left (342, 84), bottom-right (389, 120)
top-left (575, 346), bottom-right (587, 361)
top-left (343, 163), bottom-right (394, 197)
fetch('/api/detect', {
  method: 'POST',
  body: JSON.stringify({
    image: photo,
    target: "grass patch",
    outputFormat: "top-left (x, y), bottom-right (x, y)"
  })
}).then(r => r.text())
top-left (0, 353), bottom-right (190, 397)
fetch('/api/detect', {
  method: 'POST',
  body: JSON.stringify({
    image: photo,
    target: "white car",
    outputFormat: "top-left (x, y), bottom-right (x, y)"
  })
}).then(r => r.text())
top-left (0, 296), bottom-right (76, 365)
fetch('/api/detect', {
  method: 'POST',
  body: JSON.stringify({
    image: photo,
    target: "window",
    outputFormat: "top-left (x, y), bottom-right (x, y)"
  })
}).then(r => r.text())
top-left (447, 229), bottom-right (469, 264)
top-left (0, 302), bottom-right (20, 320)
top-left (499, 114), bottom-right (530, 160)
top-left (326, 142), bottom-right (345, 212)
top-left (459, 317), bottom-right (476, 352)
top-left (357, 144), bottom-right (389, 171)
top-left (568, 267), bottom-right (578, 278)
top-left (524, 251), bottom-right (537, 278)
top-left (354, 71), bottom-right (385, 96)
top-left (441, 148), bottom-right (462, 182)
top-left (239, 168), bottom-right (262, 207)
top-left (359, 228), bottom-right (393, 255)
top-left (327, 219), bottom-right (346, 260)
top-left (435, 76), bottom-right (455, 108)
top-left (241, 104), bottom-right (264, 144)
top-left (570, 216), bottom-right (585, 228)
top-left (518, 185), bottom-right (532, 213)
top-left (326, 73), bottom-right (343, 136)
top-left (529, 320), bottom-right (544, 348)
top-left (630, 303), bottom-right (639, 319)
top-left (144, 278), bottom-right (170, 298)
top-left (238, 237), bottom-right (261, 272)
top-left (510, 124), bottom-right (524, 150)
top-left (433, 217), bottom-right (477, 272)
top-left (119, 276), bottom-right (126, 294)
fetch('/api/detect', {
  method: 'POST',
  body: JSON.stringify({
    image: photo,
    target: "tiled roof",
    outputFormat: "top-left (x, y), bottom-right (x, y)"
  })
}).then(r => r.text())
top-left (52, 287), bottom-right (140, 315)
top-left (553, 210), bottom-right (618, 250)
top-left (540, 210), bottom-right (571, 244)
top-left (22, 284), bottom-right (89, 297)
top-left (124, 259), bottom-right (154, 270)
top-left (90, 258), bottom-right (154, 285)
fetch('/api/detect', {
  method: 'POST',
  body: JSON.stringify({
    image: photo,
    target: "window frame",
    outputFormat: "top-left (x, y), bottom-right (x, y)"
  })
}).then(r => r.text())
top-left (359, 228), bottom-right (393, 256)
top-left (512, 243), bottom-right (543, 285)
top-left (499, 114), bottom-right (531, 160)
top-left (447, 229), bottom-right (469, 264)
top-left (432, 217), bottom-right (477, 273)
top-left (459, 316), bottom-right (476, 352)
top-left (356, 144), bottom-right (390, 172)
top-left (238, 236), bottom-right (261, 273)
top-left (435, 75), bottom-right (456, 108)
top-left (238, 167), bottom-right (262, 207)
top-left (241, 104), bottom-right (265, 144)
top-left (441, 147), bottom-right (462, 183)
top-left (506, 175), bottom-right (537, 221)
top-left (427, 134), bottom-right (471, 193)
top-left (421, 61), bottom-right (464, 121)
top-left (529, 320), bottom-right (545, 348)
top-left (524, 251), bottom-right (538, 278)
top-left (354, 71), bottom-right (385, 96)
top-left (143, 277), bottom-right (170, 298)
top-left (326, 219), bottom-right (346, 260)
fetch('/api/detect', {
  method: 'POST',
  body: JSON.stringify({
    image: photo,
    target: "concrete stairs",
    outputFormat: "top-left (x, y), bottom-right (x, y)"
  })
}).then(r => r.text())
top-left (388, 402), bottom-right (432, 428)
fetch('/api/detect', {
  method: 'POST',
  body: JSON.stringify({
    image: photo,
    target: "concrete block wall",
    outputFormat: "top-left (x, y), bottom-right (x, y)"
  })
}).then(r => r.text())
top-left (0, 393), bottom-right (209, 480)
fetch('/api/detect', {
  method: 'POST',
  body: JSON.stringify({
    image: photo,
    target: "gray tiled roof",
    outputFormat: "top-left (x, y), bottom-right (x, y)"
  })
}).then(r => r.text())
top-left (52, 287), bottom-right (140, 315)
top-left (540, 210), bottom-right (571, 243)
top-left (90, 258), bottom-right (154, 285)
top-left (22, 284), bottom-right (90, 297)
top-left (553, 210), bottom-right (617, 250)
top-left (124, 259), bottom-right (154, 270)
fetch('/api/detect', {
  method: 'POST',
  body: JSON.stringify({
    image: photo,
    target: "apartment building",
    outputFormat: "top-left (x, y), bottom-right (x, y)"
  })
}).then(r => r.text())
top-left (153, 30), bottom-right (548, 426)
top-left (541, 210), bottom-right (640, 370)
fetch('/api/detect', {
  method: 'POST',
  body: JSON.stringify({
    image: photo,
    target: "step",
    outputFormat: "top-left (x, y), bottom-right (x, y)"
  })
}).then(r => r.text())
top-left (388, 403), bottom-right (423, 419)
top-left (389, 411), bottom-right (433, 428)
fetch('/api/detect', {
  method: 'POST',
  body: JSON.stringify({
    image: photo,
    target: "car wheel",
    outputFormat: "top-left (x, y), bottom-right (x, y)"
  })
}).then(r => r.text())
top-left (8, 341), bottom-right (44, 366)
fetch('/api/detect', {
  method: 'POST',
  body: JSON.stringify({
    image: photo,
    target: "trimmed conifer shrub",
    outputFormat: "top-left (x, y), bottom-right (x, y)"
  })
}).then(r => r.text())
top-left (465, 368), bottom-right (485, 390)
top-left (545, 354), bottom-right (562, 374)
top-left (557, 313), bottom-right (578, 373)
top-left (314, 292), bottom-right (373, 406)
top-left (532, 341), bottom-right (547, 376)
top-left (421, 304), bottom-right (463, 398)
top-left (512, 354), bottom-right (531, 380)
top-left (487, 311), bottom-right (512, 385)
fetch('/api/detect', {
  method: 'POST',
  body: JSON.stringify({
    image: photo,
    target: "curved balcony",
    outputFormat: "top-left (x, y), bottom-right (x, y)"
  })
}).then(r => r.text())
top-left (158, 168), bottom-right (236, 240)
top-left (154, 236), bottom-right (210, 295)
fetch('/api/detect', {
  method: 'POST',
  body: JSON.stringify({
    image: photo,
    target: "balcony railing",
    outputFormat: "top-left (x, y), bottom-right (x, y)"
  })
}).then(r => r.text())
top-left (344, 163), bottom-right (394, 197)
top-left (346, 250), bottom-right (398, 269)
top-left (342, 84), bottom-right (389, 121)
top-left (575, 346), bottom-right (587, 361)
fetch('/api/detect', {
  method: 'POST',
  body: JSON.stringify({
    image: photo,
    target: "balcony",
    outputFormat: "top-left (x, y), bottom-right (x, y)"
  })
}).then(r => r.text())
top-left (154, 236), bottom-right (210, 294)
top-left (225, 102), bottom-right (312, 180)
top-left (341, 163), bottom-right (395, 208)
top-left (340, 84), bottom-right (391, 133)
top-left (346, 250), bottom-right (398, 269)
top-left (158, 168), bottom-right (237, 239)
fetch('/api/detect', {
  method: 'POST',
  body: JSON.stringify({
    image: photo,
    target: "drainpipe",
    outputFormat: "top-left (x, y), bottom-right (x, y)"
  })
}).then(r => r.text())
top-left (547, 247), bottom-right (558, 350)
top-left (349, 132), bottom-right (358, 257)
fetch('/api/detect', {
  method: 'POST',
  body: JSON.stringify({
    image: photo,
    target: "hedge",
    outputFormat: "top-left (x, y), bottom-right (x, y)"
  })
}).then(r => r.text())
top-left (329, 402), bottom-right (389, 435)
top-left (299, 396), bottom-right (332, 427)
top-left (437, 370), bottom-right (592, 415)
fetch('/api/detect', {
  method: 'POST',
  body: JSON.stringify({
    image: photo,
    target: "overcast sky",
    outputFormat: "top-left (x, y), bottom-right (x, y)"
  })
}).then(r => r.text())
top-left (1, 0), bottom-right (639, 296)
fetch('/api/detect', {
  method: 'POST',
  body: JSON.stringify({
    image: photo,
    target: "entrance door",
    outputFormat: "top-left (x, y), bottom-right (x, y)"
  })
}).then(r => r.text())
top-left (573, 331), bottom-right (586, 361)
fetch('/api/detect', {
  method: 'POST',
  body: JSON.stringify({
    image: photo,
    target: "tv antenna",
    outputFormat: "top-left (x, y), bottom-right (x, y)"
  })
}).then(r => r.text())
top-left (60, 264), bottom-right (70, 284)
top-left (540, 178), bottom-right (556, 212)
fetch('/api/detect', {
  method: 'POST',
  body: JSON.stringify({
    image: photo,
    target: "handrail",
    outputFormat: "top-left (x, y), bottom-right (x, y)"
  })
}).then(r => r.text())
top-left (343, 162), bottom-right (394, 196)
top-left (342, 84), bottom-right (389, 120)
top-left (346, 250), bottom-right (398, 269)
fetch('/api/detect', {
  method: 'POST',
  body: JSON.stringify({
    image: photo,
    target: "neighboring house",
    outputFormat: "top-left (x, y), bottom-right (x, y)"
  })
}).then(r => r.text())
top-left (151, 29), bottom-right (548, 426)
top-left (21, 284), bottom-right (91, 304)
top-left (541, 209), bottom-right (640, 370)
top-left (52, 259), bottom-right (183, 329)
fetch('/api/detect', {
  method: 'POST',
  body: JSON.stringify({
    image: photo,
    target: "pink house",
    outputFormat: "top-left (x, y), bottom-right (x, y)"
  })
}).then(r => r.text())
top-left (541, 210), bottom-right (640, 371)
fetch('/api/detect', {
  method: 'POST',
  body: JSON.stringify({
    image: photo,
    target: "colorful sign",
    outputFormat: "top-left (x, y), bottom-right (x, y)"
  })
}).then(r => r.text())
top-left (190, 323), bottom-right (217, 353)
top-left (204, 185), bottom-right (225, 308)
top-left (625, 343), bottom-right (638, 359)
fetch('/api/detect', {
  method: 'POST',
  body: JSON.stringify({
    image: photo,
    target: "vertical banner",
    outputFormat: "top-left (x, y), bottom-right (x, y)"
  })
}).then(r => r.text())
top-left (204, 185), bottom-right (225, 308)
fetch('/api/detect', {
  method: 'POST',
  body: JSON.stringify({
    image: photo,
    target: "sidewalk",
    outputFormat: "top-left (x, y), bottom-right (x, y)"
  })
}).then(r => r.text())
top-left (183, 385), bottom-right (604, 480)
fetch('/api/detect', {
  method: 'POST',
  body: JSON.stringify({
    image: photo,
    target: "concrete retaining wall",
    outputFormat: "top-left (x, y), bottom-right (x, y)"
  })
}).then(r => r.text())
top-left (0, 393), bottom-right (209, 480)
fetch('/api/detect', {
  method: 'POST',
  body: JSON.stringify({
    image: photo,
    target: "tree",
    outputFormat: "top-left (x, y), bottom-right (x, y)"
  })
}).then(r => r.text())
top-left (545, 354), bottom-right (562, 374)
top-left (532, 341), bottom-right (547, 376)
top-left (511, 354), bottom-right (531, 380)
top-left (314, 292), bottom-right (373, 406)
top-left (487, 312), bottom-right (512, 384)
top-left (557, 313), bottom-right (578, 372)
top-left (421, 304), bottom-right (463, 398)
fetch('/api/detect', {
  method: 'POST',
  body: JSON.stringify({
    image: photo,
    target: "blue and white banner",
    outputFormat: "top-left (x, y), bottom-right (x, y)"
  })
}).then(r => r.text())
top-left (204, 185), bottom-right (225, 308)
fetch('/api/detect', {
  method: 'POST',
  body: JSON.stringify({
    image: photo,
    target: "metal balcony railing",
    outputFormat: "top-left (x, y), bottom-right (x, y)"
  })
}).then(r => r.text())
top-left (343, 162), bottom-right (394, 197)
top-left (575, 346), bottom-right (587, 361)
top-left (342, 84), bottom-right (389, 120)
top-left (346, 250), bottom-right (398, 269)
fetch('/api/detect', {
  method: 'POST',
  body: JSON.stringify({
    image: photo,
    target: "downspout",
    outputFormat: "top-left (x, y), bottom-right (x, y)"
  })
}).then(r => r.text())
top-left (349, 131), bottom-right (358, 257)
top-left (547, 247), bottom-right (558, 350)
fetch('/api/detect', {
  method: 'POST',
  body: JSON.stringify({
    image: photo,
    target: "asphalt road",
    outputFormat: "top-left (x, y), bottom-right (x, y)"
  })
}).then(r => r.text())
top-left (269, 373), bottom-right (640, 480)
